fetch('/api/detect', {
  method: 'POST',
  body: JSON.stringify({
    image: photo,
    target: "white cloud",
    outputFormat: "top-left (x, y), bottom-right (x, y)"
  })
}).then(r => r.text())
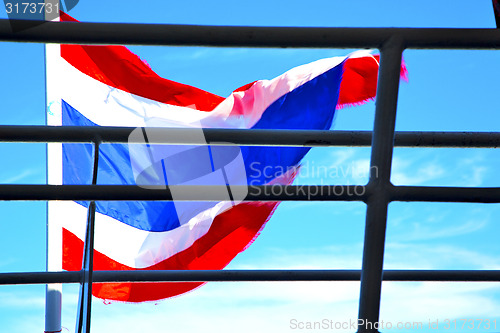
top-left (391, 155), bottom-right (445, 185)
top-left (2, 314), bottom-right (44, 333)
top-left (381, 282), bottom-right (500, 323)
top-left (0, 291), bottom-right (45, 308)
top-left (350, 158), bottom-right (371, 181)
top-left (397, 218), bottom-right (488, 242)
top-left (455, 155), bottom-right (488, 187)
top-left (232, 245), bottom-right (364, 270)
top-left (387, 202), bottom-right (496, 244)
top-left (384, 242), bottom-right (500, 270)
top-left (86, 280), bottom-right (361, 333)
top-left (0, 168), bottom-right (40, 184)
top-left (294, 148), bottom-right (372, 186)
top-left (329, 148), bottom-right (357, 167)
top-left (298, 147), bottom-right (495, 188)
top-left (390, 149), bottom-right (495, 187)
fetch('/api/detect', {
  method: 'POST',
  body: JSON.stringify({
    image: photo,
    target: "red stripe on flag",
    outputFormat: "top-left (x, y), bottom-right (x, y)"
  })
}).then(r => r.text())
top-left (59, 12), bottom-right (224, 111)
top-left (338, 55), bottom-right (408, 108)
top-left (63, 201), bottom-right (279, 302)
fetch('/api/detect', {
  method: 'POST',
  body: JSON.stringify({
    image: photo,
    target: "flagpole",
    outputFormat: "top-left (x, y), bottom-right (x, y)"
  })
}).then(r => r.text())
top-left (45, 1), bottom-right (62, 332)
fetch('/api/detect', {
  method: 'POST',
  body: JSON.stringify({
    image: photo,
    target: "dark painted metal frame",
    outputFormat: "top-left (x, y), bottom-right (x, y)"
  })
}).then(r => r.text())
top-left (1, 18), bottom-right (499, 333)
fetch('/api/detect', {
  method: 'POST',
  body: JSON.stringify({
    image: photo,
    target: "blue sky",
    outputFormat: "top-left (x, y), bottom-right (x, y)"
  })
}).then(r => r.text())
top-left (1, 0), bottom-right (500, 332)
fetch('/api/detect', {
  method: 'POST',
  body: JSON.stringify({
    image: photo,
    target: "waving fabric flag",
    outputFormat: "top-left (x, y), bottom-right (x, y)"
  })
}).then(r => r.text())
top-left (46, 13), bottom-right (407, 303)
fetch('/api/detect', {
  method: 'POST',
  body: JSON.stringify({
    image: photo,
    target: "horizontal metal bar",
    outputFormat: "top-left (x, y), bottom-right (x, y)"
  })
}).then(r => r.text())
top-left (1, 20), bottom-right (500, 49)
top-left (0, 126), bottom-right (499, 148)
top-left (0, 271), bottom-right (82, 284)
top-left (393, 185), bottom-right (500, 203)
top-left (383, 270), bottom-right (500, 282)
top-left (394, 131), bottom-right (500, 148)
top-left (1, 184), bottom-right (500, 202)
top-left (2, 270), bottom-right (500, 285)
top-left (90, 269), bottom-right (500, 282)
top-left (0, 184), bottom-right (368, 201)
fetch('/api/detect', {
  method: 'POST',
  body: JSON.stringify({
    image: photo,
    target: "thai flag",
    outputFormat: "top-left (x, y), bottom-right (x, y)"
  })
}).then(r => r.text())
top-left (46, 13), bottom-right (406, 303)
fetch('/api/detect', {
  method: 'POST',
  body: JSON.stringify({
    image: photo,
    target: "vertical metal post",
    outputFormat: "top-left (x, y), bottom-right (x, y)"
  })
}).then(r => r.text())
top-left (75, 140), bottom-right (100, 333)
top-left (357, 38), bottom-right (404, 333)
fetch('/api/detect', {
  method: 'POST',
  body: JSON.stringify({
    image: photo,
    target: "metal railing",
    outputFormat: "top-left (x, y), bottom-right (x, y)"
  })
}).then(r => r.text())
top-left (1, 18), bottom-right (500, 333)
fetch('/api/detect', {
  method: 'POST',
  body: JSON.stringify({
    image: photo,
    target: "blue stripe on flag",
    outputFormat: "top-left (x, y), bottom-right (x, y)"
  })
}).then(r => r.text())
top-left (242, 63), bottom-right (343, 184)
top-left (62, 100), bottom-right (182, 232)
